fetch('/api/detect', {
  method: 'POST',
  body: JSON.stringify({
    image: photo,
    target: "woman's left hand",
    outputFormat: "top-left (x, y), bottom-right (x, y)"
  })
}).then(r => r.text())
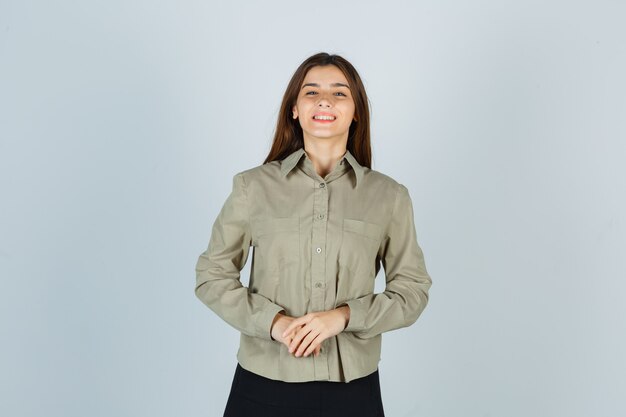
top-left (281, 307), bottom-right (350, 358)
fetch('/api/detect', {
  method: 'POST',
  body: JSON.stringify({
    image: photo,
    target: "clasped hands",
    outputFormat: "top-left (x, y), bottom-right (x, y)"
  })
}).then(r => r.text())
top-left (270, 306), bottom-right (350, 358)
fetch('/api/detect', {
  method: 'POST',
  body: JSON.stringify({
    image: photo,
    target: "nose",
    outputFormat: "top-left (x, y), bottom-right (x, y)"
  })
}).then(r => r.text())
top-left (317, 91), bottom-right (333, 107)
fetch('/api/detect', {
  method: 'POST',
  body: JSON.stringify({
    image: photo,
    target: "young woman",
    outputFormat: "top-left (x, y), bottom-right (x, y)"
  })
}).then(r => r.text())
top-left (195, 52), bottom-right (432, 417)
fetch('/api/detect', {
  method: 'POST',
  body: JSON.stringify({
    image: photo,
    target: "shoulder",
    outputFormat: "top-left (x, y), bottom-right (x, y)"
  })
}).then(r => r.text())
top-left (232, 161), bottom-right (281, 185)
top-left (363, 167), bottom-right (407, 195)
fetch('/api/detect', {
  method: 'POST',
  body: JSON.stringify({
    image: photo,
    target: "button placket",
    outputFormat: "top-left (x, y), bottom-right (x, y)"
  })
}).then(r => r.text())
top-left (311, 182), bottom-right (327, 304)
top-left (311, 180), bottom-right (329, 379)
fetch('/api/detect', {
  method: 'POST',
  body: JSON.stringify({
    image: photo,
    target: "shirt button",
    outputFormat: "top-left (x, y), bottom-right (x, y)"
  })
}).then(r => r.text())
top-left (315, 282), bottom-right (321, 288)
top-left (318, 213), bottom-right (325, 219)
top-left (316, 247), bottom-right (322, 253)
top-left (319, 183), bottom-right (325, 188)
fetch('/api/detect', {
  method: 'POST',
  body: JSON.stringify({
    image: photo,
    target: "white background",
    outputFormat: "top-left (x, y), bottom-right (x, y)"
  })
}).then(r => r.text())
top-left (1, 1), bottom-right (624, 416)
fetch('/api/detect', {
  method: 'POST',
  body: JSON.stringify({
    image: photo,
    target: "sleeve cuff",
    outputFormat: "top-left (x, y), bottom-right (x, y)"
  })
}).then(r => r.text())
top-left (340, 299), bottom-right (367, 333)
top-left (256, 303), bottom-right (286, 341)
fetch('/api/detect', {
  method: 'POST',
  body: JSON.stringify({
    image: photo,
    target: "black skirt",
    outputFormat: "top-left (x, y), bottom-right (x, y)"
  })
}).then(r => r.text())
top-left (223, 362), bottom-right (386, 417)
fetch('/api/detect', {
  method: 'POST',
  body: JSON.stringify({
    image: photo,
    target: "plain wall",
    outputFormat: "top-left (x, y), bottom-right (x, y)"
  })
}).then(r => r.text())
top-left (1, 1), bottom-right (624, 416)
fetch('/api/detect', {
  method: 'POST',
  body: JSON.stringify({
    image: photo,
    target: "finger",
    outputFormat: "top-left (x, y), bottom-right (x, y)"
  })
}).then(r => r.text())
top-left (288, 327), bottom-right (305, 353)
top-left (283, 313), bottom-right (313, 338)
top-left (295, 330), bottom-right (320, 357)
top-left (281, 324), bottom-right (294, 339)
top-left (281, 324), bottom-right (295, 339)
top-left (289, 325), bottom-right (311, 354)
top-left (304, 339), bottom-right (320, 357)
top-left (300, 333), bottom-right (321, 357)
top-left (305, 334), bottom-right (323, 357)
top-left (281, 325), bottom-right (302, 349)
top-left (282, 319), bottom-right (304, 338)
top-left (305, 330), bottom-right (324, 357)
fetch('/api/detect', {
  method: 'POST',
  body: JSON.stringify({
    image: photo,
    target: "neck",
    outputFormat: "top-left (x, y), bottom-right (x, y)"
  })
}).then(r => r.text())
top-left (302, 140), bottom-right (348, 178)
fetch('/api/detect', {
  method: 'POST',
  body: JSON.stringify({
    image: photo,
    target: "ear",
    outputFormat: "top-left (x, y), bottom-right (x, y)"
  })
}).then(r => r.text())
top-left (292, 106), bottom-right (298, 119)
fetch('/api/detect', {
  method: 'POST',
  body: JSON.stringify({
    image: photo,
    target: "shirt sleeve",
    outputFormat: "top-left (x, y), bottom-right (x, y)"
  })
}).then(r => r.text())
top-left (338, 183), bottom-right (432, 339)
top-left (195, 172), bottom-right (286, 341)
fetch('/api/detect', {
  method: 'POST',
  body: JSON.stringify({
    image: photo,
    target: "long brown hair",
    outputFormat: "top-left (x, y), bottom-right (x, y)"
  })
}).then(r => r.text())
top-left (262, 52), bottom-right (372, 168)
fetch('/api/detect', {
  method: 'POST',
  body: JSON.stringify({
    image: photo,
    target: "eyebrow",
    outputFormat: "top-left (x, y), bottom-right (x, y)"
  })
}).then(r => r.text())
top-left (301, 82), bottom-right (350, 89)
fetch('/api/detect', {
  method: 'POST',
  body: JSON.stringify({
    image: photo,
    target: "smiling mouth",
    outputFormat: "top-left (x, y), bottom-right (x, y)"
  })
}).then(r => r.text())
top-left (312, 115), bottom-right (336, 122)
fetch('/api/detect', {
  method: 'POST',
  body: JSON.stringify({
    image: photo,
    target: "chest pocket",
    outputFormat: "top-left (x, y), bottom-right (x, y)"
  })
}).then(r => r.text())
top-left (338, 218), bottom-right (383, 275)
top-left (254, 216), bottom-right (300, 270)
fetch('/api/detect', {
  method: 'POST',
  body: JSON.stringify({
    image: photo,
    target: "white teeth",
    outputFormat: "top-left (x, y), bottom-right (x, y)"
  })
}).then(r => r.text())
top-left (314, 115), bottom-right (335, 120)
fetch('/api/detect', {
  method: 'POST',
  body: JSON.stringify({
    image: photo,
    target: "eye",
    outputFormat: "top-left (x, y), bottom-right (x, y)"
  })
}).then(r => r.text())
top-left (305, 91), bottom-right (347, 96)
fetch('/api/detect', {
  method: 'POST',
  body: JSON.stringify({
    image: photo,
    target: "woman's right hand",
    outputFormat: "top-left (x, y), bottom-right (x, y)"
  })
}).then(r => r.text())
top-left (271, 312), bottom-right (322, 357)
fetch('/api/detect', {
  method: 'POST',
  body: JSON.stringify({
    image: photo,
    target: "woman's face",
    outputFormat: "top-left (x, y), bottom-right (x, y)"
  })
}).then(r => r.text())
top-left (292, 65), bottom-right (356, 145)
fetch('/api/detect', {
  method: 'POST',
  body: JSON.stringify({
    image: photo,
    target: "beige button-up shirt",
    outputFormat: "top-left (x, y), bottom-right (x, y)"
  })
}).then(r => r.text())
top-left (195, 146), bottom-right (432, 383)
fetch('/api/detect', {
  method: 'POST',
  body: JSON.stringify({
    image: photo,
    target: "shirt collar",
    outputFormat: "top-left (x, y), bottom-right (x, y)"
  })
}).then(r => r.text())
top-left (280, 146), bottom-right (364, 188)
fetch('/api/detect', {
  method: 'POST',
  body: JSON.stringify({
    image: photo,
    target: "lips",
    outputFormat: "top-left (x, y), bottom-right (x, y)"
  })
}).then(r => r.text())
top-left (312, 112), bottom-right (337, 122)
